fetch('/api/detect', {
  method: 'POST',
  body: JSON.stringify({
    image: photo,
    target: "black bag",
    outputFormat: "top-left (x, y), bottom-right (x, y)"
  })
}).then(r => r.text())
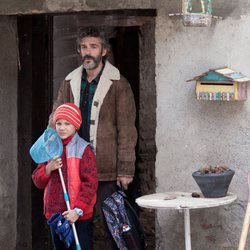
top-left (102, 190), bottom-right (146, 250)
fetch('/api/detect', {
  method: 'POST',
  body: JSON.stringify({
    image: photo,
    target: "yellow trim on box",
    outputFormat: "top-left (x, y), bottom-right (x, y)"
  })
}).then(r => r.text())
top-left (196, 81), bottom-right (239, 100)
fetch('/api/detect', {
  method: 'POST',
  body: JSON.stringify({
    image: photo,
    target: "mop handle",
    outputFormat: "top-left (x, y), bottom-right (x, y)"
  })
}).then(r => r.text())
top-left (58, 168), bottom-right (82, 250)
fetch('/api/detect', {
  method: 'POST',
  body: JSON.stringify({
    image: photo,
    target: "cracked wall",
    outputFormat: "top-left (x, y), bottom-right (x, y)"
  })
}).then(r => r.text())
top-left (155, 5), bottom-right (250, 249)
top-left (0, 16), bottom-right (18, 250)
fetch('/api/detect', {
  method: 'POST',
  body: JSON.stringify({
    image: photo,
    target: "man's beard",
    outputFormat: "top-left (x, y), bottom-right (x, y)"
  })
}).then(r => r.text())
top-left (82, 55), bottom-right (102, 70)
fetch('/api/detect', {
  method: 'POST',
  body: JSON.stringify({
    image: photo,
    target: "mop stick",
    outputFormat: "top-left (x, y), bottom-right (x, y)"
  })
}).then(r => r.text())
top-left (58, 168), bottom-right (81, 250)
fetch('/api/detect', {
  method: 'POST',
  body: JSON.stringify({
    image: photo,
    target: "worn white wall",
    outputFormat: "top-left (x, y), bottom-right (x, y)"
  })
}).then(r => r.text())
top-left (155, 3), bottom-right (250, 250)
top-left (0, 0), bottom-right (154, 14)
top-left (0, 16), bottom-right (17, 249)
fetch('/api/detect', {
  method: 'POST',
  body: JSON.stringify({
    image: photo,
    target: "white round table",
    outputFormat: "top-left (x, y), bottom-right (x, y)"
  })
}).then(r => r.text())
top-left (136, 192), bottom-right (237, 250)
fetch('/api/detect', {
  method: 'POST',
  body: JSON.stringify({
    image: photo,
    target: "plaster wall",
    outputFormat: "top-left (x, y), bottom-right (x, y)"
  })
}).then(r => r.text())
top-left (155, 2), bottom-right (250, 249)
top-left (0, 0), bottom-right (154, 14)
top-left (0, 16), bottom-right (17, 249)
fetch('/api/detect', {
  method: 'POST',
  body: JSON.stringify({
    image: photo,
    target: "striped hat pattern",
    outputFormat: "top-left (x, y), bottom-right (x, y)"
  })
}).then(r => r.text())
top-left (53, 103), bottom-right (82, 130)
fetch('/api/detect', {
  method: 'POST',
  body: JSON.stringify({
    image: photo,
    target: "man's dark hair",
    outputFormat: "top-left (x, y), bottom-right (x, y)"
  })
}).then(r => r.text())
top-left (77, 27), bottom-right (109, 51)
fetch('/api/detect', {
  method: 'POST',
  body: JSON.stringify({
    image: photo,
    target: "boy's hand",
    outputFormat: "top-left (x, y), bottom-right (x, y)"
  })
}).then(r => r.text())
top-left (45, 157), bottom-right (62, 175)
top-left (62, 209), bottom-right (79, 224)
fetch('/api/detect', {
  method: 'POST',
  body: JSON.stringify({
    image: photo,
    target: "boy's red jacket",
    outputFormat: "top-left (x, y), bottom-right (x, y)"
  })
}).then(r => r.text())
top-left (32, 134), bottom-right (98, 220)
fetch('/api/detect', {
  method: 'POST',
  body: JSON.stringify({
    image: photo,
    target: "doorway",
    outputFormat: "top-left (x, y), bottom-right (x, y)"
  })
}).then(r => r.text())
top-left (17, 14), bottom-right (53, 250)
top-left (17, 10), bottom-right (156, 250)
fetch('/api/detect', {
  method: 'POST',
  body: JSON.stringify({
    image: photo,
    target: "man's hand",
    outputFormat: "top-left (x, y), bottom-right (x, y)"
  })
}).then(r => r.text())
top-left (116, 176), bottom-right (133, 190)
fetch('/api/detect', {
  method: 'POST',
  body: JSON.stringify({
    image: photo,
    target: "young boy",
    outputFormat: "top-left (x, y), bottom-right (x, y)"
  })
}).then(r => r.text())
top-left (32, 103), bottom-right (98, 250)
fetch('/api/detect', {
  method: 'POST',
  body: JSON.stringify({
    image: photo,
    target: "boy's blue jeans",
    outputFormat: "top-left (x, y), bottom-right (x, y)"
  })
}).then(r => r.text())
top-left (50, 218), bottom-right (93, 250)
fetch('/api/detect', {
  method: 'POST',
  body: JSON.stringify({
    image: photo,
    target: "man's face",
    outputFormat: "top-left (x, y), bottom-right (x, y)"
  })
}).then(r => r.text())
top-left (79, 36), bottom-right (107, 70)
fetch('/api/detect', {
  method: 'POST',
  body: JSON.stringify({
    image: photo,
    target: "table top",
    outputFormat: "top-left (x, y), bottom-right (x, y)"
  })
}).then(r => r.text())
top-left (136, 192), bottom-right (237, 210)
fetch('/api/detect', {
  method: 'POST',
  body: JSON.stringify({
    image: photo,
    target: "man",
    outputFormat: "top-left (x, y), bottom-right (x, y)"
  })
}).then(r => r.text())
top-left (49, 27), bottom-right (137, 249)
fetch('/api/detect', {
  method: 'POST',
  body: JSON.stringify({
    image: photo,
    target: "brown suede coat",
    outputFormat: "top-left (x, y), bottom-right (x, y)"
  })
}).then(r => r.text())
top-left (49, 61), bottom-right (137, 181)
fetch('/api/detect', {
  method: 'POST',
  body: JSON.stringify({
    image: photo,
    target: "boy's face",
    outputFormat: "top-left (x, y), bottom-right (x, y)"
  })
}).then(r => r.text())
top-left (55, 118), bottom-right (77, 139)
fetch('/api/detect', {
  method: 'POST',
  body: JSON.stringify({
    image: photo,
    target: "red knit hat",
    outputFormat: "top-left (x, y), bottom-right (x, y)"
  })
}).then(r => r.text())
top-left (53, 103), bottom-right (82, 130)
